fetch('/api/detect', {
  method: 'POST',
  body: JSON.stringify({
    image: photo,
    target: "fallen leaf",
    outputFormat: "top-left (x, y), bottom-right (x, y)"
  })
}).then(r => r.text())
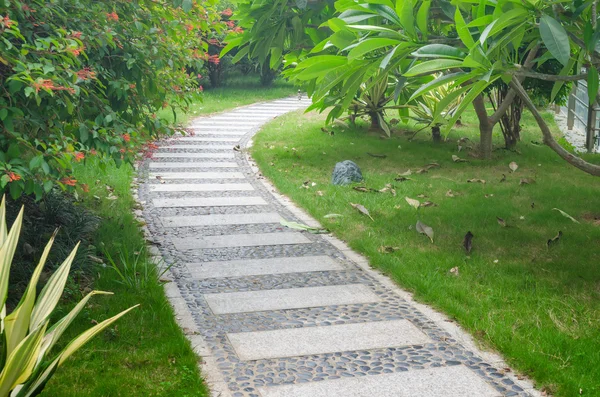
top-left (452, 155), bottom-right (468, 163)
top-left (316, 191), bottom-right (324, 196)
top-left (389, 118), bottom-right (399, 125)
top-left (446, 190), bottom-right (455, 197)
top-left (449, 266), bottom-right (459, 276)
top-left (463, 231), bottom-right (473, 253)
top-left (484, 194), bottom-right (494, 198)
top-left (416, 220), bottom-right (434, 243)
top-left (323, 213), bottom-right (343, 218)
top-left (155, 176), bottom-right (165, 184)
top-left (233, 145), bottom-right (241, 152)
top-left (405, 197), bottom-right (420, 210)
top-left (280, 220), bottom-right (329, 234)
top-left (394, 176), bottom-right (412, 182)
top-left (520, 178), bottom-right (536, 185)
top-left (417, 194), bottom-right (428, 198)
top-left (367, 152), bottom-right (387, 158)
top-left (425, 162), bottom-right (441, 169)
top-left (552, 208), bottom-right (580, 223)
top-left (467, 179), bottom-right (486, 184)
top-left (350, 203), bottom-right (374, 221)
top-left (547, 231), bottom-right (562, 247)
top-left (497, 217), bottom-right (507, 227)
top-left (509, 161), bottom-right (519, 172)
top-left (379, 184), bottom-right (396, 196)
top-left (531, 202), bottom-right (535, 209)
top-left (378, 245), bottom-right (400, 253)
top-left (500, 174), bottom-right (506, 182)
top-left (421, 201), bottom-right (437, 207)
top-left (399, 170), bottom-right (412, 176)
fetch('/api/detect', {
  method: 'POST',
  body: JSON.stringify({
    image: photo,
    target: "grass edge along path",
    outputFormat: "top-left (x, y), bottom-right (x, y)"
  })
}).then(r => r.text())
top-left (38, 164), bottom-right (208, 396)
top-left (250, 109), bottom-right (600, 397)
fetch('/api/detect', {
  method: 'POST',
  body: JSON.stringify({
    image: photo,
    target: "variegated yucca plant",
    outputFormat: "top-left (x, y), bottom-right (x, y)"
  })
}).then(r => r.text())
top-left (0, 196), bottom-right (138, 396)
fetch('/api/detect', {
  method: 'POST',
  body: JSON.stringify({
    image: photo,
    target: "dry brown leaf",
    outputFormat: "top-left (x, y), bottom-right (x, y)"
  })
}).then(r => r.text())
top-left (449, 266), bottom-right (459, 276)
top-left (446, 189), bottom-right (456, 197)
top-left (316, 191), bottom-right (324, 196)
top-left (500, 174), bottom-right (507, 182)
top-left (416, 220), bottom-right (434, 243)
top-left (509, 161), bottom-right (519, 172)
top-left (452, 155), bottom-right (468, 163)
top-left (417, 194), bottom-right (428, 198)
top-left (378, 245), bottom-right (400, 253)
top-left (520, 178), bottom-right (536, 185)
top-left (463, 231), bottom-right (473, 253)
top-left (467, 179), bottom-right (486, 184)
top-left (421, 201), bottom-right (437, 207)
top-left (405, 197), bottom-right (420, 210)
top-left (547, 231), bottom-right (562, 247)
top-left (497, 217), bottom-right (507, 227)
top-left (350, 202), bottom-right (374, 221)
top-left (399, 169), bottom-right (412, 176)
top-left (394, 176), bottom-right (412, 182)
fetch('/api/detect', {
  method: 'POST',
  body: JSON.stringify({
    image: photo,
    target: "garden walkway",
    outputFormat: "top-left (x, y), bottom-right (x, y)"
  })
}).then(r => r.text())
top-left (138, 98), bottom-right (540, 397)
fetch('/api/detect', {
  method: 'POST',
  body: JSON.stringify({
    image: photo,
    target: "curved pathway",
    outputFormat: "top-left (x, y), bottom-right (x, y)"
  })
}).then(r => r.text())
top-left (138, 98), bottom-right (540, 397)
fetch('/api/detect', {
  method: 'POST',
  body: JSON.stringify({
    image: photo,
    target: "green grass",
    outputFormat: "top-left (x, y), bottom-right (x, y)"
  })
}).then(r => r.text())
top-left (251, 108), bottom-right (600, 397)
top-left (157, 75), bottom-right (296, 125)
top-left (39, 159), bottom-right (207, 397)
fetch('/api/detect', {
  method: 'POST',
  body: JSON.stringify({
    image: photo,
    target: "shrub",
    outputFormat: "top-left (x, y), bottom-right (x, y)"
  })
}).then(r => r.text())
top-left (0, 196), bottom-right (137, 396)
top-left (0, 0), bottom-right (223, 200)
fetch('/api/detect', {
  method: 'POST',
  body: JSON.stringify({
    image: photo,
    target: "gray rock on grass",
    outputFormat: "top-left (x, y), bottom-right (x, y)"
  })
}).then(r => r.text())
top-left (331, 160), bottom-right (363, 185)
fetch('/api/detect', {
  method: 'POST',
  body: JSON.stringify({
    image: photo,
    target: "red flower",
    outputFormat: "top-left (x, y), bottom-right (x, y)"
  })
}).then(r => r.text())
top-left (106, 12), bottom-right (119, 21)
top-left (61, 177), bottom-right (77, 186)
top-left (129, 83), bottom-right (136, 89)
top-left (208, 38), bottom-right (219, 45)
top-left (123, 133), bottom-right (131, 142)
top-left (68, 46), bottom-right (83, 56)
top-left (232, 26), bottom-right (243, 34)
top-left (81, 183), bottom-right (90, 193)
top-left (76, 67), bottom-right (96, 80)
top-left (6, 172), bottom-right (20, 182)
top-left (198, 85), bottom-right (203, 92)
top-left (71, 31), bottom-right (82, 39)
top-left (90, 148), bottom-right (97, 155)
top-left (221, 8), bottom-right (233, 17)
top-left (74, 152), bottom-right (85, 162)
top-left (2, 15), bottom-right (14, 28)
top-left (197, 74), bottom-right (202, 79)
top-left (119, 148), bottom-right (126, 153)
top-left (208, 55), bottom-right (220, 65)
top-left (185, 24), bottom-right (194, 33)
top-left (226, 20), bottom-right (235, 28)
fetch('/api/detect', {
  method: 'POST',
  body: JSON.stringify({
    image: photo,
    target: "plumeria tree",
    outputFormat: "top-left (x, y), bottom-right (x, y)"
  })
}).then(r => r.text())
top-left (0, 0), bottom-right (223, 199)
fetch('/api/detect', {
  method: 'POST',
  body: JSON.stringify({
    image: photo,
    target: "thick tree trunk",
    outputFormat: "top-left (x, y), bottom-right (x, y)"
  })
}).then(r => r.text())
top-left (368, 112), bottom-right (381, 130)
top-left (432, 125), bottom-right (442, 143)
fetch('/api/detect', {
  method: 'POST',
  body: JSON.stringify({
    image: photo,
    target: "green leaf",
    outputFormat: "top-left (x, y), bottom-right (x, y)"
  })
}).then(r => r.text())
top-left (455, 7), bottom-right (474, 48)
top-left (404, 59), bottom-right (464, 76)
top-left (181, 0), bottom-right (192, 12)
top-left (0, 108), bottom-right (7, 121)
top-left (398, 0), bottom-right (416, 38)
top-left (411, 44), bottom-right (465, 60)
top-left (587, 67), bottom-right (599, 105)
top-left (539, 15), bottom-right (571, 66)
top-left (416, 0), bottom-right (431, 39)
top-left (348, 38), bottom-right (400, 60)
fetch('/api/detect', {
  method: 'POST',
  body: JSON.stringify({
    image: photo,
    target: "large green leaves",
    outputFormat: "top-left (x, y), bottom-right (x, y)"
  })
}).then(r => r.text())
top-left (539, 15), bottom-right (571, 66)
top-left (588, 67), bottom-right (599, 105)
top-left (404, 59), bottom-right (464, 76)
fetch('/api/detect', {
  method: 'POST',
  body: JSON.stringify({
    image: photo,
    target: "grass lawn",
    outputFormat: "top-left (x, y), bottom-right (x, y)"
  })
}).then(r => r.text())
top-left (251, 107), bottom-right (600, 397)
top-left (157, 75), bottom-right (296, 125)
top-left (38, 160), bottom-right (208, 396)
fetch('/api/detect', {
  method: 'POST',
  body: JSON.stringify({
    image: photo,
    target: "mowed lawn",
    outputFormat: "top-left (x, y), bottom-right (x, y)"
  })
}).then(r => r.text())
top-left (251, 108), bottom-right (600, 397)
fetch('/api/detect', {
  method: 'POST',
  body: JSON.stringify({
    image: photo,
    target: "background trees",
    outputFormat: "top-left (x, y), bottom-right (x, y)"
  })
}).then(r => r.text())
top-left (0, 0), bottom-right (223, 199)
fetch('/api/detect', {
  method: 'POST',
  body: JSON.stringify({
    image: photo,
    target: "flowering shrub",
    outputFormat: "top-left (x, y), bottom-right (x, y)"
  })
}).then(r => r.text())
top-left (0, 0), bottom-right (223, 199)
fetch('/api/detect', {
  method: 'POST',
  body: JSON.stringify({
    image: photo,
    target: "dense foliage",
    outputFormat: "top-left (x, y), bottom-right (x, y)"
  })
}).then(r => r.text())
top-left (0, 0), bottom-right (223, 199)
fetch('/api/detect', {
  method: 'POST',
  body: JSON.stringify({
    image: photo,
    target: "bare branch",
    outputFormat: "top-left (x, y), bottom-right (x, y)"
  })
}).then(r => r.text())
top-left (509, 77), bottom-right (600, 177)
top-left (512, 70), bottom-right (587, 82)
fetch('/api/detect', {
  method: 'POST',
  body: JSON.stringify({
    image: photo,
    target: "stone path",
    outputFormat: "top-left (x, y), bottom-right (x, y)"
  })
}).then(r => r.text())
top-left (138, 98), bottom-right (540, 397)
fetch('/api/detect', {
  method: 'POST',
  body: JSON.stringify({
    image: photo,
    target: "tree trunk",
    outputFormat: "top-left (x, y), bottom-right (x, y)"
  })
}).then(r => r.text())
top-left (432, 125), bottom-right (442, 143)
top-left (368, 112), bottom-right (381, 130)
top-left (473, 95), bottom-right (493, 159)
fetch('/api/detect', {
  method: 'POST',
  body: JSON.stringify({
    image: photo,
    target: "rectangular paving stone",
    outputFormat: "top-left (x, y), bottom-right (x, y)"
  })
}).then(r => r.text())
top-left (227, 319), bottom-right (430, 361)
top-left (153, 196), bottom-right (268, 208)
top-left (187, 255), bottom-right (343, 278)
top-left (149, 183), bottom-right (254, 192)
top-left (152, 152), bottom-right (235, 158)
top-left (160, 145), bottom-right (233, 150)
top-left (258, 365), bottom-right (501, 397)
top-left (173, 232), bottom-right (310, 250)
top-left (149, 162), bottom-right (238, 169)
top-left (206, 284), bottom-right (378, 315)
top-left (186, 130), bottom-right (250, 135)
top-left (149, 172), bottom-right (244, 179)
top-left (176, 137), bottom-right (240, 142)
top-left (161, 212), bottom-right (281, 227)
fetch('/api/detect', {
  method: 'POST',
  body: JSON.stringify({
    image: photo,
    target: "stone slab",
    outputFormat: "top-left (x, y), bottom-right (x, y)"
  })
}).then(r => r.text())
top-left (186, 130), bottom-right (250, 135)
top-left (153, 197), bottom-right (268, 208)
top-left (149, 172), bottom-right (244, 179)
top-left (206, 284), bottom-right (378, 315)
top-left (149, 162), bottom-right (238, 169)
top-left (258, 365), bottom-right (501, 397)
top-left (149, 183), bottom-right (254, 192)
top-left (227, 319), bottom-right (430, 361)
top-left (172, 232), bottom-right (311, 250)
top-left (161, 212), bottom-right (281, 227)
top-left (152, 152), bottom-right (235, 158)
top-left (160, 145), bottom-right (233, 150)
top-left (187, 255), bottom-right (343, 279)
top-left (176, 137), bottom-right (240, 142)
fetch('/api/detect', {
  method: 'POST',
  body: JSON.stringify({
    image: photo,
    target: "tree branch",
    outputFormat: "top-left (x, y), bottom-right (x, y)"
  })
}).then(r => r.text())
top-left (509, 77), bottom-right (600, 177)
top-left (489, 45), bottom-right (539, 125)
top-left (512, 70), bottom-right (587, 82)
